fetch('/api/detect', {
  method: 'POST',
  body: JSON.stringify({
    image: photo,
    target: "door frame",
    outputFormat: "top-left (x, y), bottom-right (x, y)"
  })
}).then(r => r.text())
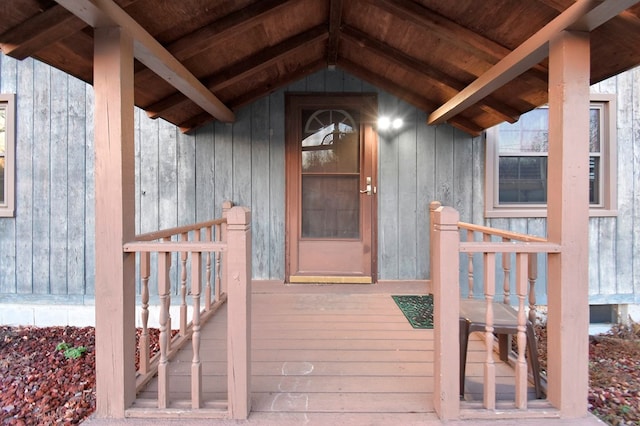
top-left (284, 93), bottom-right (378, 283)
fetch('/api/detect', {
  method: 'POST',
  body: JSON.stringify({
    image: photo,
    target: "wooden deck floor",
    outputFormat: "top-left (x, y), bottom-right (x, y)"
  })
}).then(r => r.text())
top-left (129, 282), bottom-right (558, 423)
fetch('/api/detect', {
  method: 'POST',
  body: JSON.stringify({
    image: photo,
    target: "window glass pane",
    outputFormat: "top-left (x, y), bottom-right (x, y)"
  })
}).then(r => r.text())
top-left (301, 175), bottom-right (359, 238)
top-left (497, 128), bottom-right (521, 153)
top-left (300, 108), bottom-right (361, 239)
top-left (498, 156), bottom-right (547, 203)
top-left (498, 108), bottom-right (548, 153)
top-left (520, 130), bottom-right (548, 152)
top-left (491, 100), bottom-right (611, 213)
top-left (589, 156), bottom-right (600, 204)
top-left (0, 157), bottom-right (4, 204)
top-left (301, 109), bottom-right (359, 173)
top-left (0, 106), bottom-right (5, 204)
top-left (520, 107), bottom-right (549, 131)
top-left (589, 108), bottom-right (601, 153)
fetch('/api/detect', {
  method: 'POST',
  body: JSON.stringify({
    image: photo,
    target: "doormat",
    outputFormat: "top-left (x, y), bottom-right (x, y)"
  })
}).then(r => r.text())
top-left (391, 295), bottom-right (434, 329)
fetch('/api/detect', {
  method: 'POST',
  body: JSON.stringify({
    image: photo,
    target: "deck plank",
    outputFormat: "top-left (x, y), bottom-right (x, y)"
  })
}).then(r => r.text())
top-left (135, 283), bottom-right (544, 417)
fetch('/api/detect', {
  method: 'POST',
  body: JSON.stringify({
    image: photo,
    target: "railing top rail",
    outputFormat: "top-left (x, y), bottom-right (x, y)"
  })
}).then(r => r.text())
top-left (457, 221), bottom-right (547, 243)
top-left (123, 241), bottom-right (227, 253)
top-left (132, 218), bottom-right (226, 242)
top-left (460, 241), bottom-right (561, 253)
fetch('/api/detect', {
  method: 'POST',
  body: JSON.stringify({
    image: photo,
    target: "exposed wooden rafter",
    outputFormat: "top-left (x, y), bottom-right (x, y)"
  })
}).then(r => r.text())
top-left (340, 25), bottom-right (521, 124)
top-left (0, 1), bottom-right (139, 60)
top-left (55, 0), bottom-right (235, 123)
top-left (134, 0), bottom-right (295, 83)
top-left (326, 0), bottom-right (344, 66)
top-left (428, 0), bottom-right (640, 126)
top-left (4, 0), bottom-right (639, 136)
top-left (0, 6), bottom-right (84, 60)
top-left (146, 26), bottom-right (329, 120)
top-left (367, 0), bottom-right (549, 86)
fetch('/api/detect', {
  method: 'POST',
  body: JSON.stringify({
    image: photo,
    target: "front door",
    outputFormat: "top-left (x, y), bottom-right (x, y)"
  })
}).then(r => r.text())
top-left (285, 94), bottom-right (378, 283)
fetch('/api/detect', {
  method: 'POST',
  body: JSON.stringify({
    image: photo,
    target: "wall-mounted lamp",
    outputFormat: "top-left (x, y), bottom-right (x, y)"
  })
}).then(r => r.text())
top-left (378, 116), bottom-right (403, 131)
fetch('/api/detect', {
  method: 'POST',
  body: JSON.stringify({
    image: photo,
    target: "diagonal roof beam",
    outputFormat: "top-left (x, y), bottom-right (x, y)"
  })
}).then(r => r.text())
top-left (179, 59), bottom-right (327, 133)
top-left (539, 0), bottom-right (640, 24)
top-left (337, 57), bottom-right (484, 136)
top-left (326, 0), bottom-right (344, 66)
top-left (146, 25), bottom-right (328, 119)
top-left (428, 0), bottom-right (640, 126)
top-left (55, 0), bottom-right (235, 122)
top-left (340, 25), bottom-right (521, 124)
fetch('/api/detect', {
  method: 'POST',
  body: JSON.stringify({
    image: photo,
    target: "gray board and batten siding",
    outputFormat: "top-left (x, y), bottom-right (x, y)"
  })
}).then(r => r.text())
top-left (0, 53), bottom-right (639, 308)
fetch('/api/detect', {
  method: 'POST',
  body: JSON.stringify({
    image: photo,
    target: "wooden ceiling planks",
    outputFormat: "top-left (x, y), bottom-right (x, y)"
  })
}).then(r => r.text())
top-left (1, 0), bottom-right (640, 134)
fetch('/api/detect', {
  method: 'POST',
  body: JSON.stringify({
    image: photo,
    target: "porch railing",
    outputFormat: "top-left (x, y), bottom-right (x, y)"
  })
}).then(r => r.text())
top-left (429, 201), bottom-right (561, 419)
top-left (122, 201), bottom-right (252, 419)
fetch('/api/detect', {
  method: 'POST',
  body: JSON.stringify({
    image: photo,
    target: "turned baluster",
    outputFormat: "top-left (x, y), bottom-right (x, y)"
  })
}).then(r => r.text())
top-left (179, 232), bottom-right (188, 336)
top-left (528, 253), bottom-right (538, 324)
top-left (205, 225), bottom-right (213, 310)
top-left (214, 223), bottom-right (222, 302)
top-left (502, 237), bottom-right (511, 305)
top-left (191, 249), bottom-right (203, 408)
top-left (139, 252), bottom-right (150, 375)
top-left (163, 237), bottom-right (172, 349)
top-left (515, 253), bottom-right (529, 408)
top-left (157, 249), bottom-right (171, 409)
top-left (483, 252), bottom-right (496, 410)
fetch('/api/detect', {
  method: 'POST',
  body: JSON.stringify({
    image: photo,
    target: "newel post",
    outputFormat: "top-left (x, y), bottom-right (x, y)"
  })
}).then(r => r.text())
top-left (431, 204), bottom-right (460, 420)
top-left (226, 206), bottom-right (252, 419)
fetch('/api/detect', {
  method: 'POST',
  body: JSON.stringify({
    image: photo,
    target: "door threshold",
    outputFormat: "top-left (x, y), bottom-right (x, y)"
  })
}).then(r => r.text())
top-left (289, 275), bottom-right (373, 284)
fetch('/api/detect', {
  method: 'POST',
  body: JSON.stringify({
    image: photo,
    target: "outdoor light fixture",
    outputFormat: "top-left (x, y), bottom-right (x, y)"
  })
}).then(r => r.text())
top-left (378, 116), bottom-right (403, 131)
top-left (378, 116), bottom-right (391, 130)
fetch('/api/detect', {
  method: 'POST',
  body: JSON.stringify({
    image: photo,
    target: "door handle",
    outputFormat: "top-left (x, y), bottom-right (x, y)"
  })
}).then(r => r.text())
top-left (360, 177), bottom-right (376, 195)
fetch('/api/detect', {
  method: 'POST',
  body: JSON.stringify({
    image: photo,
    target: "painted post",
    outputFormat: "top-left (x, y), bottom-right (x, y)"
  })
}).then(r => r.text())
top-left (226, 206), bottom-right (252, 419)
top-left (92, 27), bottom-right (136, 418)
top-left (431, 204), bottom-right (460, 420)
top-left (546, 30), bottom-right (591, 417)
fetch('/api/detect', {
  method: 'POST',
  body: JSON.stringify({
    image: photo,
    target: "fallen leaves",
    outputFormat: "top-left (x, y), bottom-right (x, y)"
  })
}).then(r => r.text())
top-left (536, 322), bottom-right (640, 426)
top-left (1, 323), bottom-right (639, 425)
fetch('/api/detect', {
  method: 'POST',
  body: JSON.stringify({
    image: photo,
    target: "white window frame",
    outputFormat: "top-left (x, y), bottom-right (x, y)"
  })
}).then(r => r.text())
top-left (0, 94), bottom-right (16, 218)
top-left (485, 94), bottom-right (617, 218)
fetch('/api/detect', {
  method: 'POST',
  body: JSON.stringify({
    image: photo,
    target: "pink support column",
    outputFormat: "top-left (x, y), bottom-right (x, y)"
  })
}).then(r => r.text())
top-left (226, 206), bottom-right (252, 419)
top-left (546, 30), bottom-right (591, 417)
top-left (431, 205), bottom-right (460, 420)
top-left (93, 27), bottom-right (136, 418)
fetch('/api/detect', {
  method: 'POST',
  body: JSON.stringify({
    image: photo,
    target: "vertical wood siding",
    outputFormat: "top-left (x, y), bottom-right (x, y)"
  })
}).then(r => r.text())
top-left (0, 56), bottom-right (639, 307)
top-left (0, 56), bottom-right (93, 300)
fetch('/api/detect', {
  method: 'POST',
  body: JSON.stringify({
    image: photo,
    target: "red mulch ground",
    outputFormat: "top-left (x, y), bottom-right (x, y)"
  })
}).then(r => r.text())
top-left (535, 322), bottom-right (640, 426)
top-left (1, 323), bottom-right (639, 425)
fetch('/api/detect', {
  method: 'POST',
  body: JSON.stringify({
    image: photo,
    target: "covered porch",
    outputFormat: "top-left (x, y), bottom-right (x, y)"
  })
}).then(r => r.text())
top-left (99, 201), bottom-right (597, 423)
top-left (3, 0), bottom-right (640, 423)
top-left (96, 282), bottom-right (589, 424)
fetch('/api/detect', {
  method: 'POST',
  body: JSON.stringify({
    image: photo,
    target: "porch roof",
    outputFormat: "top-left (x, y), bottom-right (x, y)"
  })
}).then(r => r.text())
top-left (1, 0), bottom-right (639, 135)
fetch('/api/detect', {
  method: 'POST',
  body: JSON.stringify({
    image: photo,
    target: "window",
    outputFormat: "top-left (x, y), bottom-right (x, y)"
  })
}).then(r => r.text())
top-left (0, 94), bottom-right (16, 217)
top-left (485, 94), bottom-right (617, 218)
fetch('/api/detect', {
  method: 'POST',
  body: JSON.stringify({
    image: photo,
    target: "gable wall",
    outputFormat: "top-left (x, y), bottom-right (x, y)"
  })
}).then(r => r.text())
top-left (0, 54), bottom-right (638, 310)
